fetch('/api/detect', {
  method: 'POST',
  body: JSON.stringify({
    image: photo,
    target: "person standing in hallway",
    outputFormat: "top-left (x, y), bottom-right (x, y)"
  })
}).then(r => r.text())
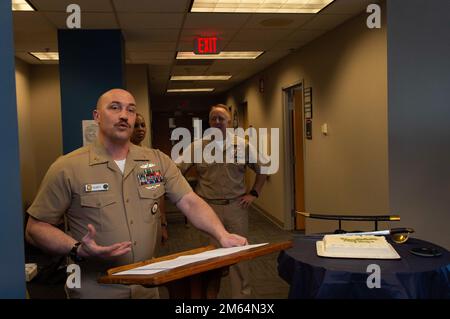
top-left (131, 113), bottom-right (169, 248)
top-left (25, 90), bottom-right (247, 299)
top-left (177, 104), bottom-right (269, 298)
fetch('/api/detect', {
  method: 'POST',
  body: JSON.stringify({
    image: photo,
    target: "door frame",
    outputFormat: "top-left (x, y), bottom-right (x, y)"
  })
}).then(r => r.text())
top-left (282, 80), bottom-right (305, 230)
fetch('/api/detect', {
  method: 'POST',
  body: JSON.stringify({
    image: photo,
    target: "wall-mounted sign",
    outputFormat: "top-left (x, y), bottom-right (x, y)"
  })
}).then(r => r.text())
top-left (306, 119), bottom-right (312, 140)
top-left (304, 87), bottom-right (312, 119)
top-left (194, 37), bottom-right (220, 54)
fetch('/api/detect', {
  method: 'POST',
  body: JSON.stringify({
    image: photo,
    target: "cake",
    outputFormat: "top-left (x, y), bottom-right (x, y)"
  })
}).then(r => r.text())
top-left (318, 234), bottom-right (398, 258)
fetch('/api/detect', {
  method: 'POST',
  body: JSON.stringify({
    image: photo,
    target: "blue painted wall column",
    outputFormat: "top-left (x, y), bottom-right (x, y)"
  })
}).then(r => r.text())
top-left (0, 0), bottom-right (26, 298)
top-left (58, 30), bottom-right (125, 153)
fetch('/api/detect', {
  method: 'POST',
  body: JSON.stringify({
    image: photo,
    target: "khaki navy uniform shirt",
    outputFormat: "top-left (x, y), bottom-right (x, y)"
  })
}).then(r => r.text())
top-left (27, 140), bottom-right (192, 297)
top-left (178, 135), bottom-right (265, 200)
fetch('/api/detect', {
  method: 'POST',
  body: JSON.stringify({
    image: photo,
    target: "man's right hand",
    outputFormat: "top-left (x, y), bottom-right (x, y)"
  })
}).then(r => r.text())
top-left (77, 224), bottom-right (132, 259)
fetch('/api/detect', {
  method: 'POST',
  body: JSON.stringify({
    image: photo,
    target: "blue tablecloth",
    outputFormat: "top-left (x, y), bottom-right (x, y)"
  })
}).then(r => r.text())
top-left (278, 235), bottom-right (450, 299)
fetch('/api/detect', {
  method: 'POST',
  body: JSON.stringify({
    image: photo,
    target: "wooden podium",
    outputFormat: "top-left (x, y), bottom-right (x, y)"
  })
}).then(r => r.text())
top-left (99, 241), bottom-right (292, 299)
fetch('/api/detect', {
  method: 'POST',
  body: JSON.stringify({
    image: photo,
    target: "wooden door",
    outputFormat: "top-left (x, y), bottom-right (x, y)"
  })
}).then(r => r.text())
top-left (293, 90), bottom-right (305, 230)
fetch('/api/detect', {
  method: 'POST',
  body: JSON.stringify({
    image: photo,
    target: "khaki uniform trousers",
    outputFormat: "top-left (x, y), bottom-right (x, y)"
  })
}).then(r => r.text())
top-left (208, 199), bottom-right (251, 299)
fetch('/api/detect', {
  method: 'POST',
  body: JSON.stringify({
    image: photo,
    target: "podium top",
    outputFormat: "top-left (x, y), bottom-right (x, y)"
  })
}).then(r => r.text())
top-left (98, 241), bottom-right (292, 287)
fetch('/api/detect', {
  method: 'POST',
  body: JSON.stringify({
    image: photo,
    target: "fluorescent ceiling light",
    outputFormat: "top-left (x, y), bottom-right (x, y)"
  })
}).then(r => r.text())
top-left (12, 0), bottom-right (35, 11)
top-left (190, 0), bottom-right (334, 13)
top-left (170, 75), bottom-right (232, 81)
top-left (167, 88), bottom-right (215, 93)
top-left (29, 52), bottom-right (59, 61)
top-left (177, 51), bottom-right (263, 60)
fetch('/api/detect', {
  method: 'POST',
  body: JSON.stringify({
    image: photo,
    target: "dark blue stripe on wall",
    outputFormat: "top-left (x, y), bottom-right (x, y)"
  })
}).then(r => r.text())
top-left (58, 30), bottom-right (125, 154)
top-left (0, 0), bottom-right (26, 298)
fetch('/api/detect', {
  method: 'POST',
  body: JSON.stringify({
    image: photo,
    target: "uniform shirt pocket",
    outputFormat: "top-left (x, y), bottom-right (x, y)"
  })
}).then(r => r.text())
top-left (80, 193), bottom-right (119, 232)
top-left (138, 186), bottom-right (165, 223)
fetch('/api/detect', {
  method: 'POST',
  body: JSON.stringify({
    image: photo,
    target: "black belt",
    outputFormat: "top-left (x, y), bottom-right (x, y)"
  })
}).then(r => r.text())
top-left (202, 195), bottom-right (244, 206)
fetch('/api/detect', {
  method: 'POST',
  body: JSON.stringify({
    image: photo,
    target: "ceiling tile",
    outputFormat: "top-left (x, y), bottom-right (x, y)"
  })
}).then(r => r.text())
top-left (123, 29), bottom-right (180, 42)
top-left (242, 13), bottom-right (314, 29)
top-left (30, 0), bottom-right (113, 12)
top-left (42, 12), bottom-right (118, 29)
top-left (14, 39), bottom-right (58, 52)
top-left (224, 41), bottom-right (273, 51)
top-left (233, 28), bottom-right (292, 43)
top-left (171, 65), bottom-right (211, 75)
top-left (13, 12), bottom-right (55, 32)
top-left (118, 13), bottom-right (184, 28)
top-left (128, 51), bottom-right (175, 61)
top-left (14, 30), bottom-right (57, 44)
top-left (271, 41), bottom-right (306, 51)
top-left (183, 13), bottom-right (250, 29)
top-left (206, 60), bottom-right (249, 73)
top-left (284, 29), bottom-right (327, 43)
top-left (113, 0), bottom-right (190, 13)
top-left (301, 14), bottom-right (352, 31)
top-left (126, 41), bottom-right (177, 51)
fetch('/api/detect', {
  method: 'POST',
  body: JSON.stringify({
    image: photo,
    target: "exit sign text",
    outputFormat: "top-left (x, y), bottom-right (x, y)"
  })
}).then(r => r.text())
top-left (194, 37), bottom-right (220, 54)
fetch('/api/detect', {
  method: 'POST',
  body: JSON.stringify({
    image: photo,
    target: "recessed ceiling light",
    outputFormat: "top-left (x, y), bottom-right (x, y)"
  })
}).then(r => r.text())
top-left (190, 0), bottom-right (334, 13)
top-left (12, 0), bottom-right (35, 11)
top-left (170, 75), bottom-right (232, 81)
top-left (176, 51), bottom-right (263, 60)
top-left (167, 88), bottom-right (215, 93)
top-left (29, 52), bottom-right (59, 61)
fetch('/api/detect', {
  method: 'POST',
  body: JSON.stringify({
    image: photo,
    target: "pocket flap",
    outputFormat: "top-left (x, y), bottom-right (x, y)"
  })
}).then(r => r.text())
top-left (81, 194), bottom-right (116, 208)
top-left (138, 185), bottom-right (165, 199)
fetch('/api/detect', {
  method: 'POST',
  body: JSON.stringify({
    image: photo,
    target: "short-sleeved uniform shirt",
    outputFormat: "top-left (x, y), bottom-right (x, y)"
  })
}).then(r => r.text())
top-left (178, 135), bottom-right (265, 200)
top-left (28, 140), bottom-right (192, 272)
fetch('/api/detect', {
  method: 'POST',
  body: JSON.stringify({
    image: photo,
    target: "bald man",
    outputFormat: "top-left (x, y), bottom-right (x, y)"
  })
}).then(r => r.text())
top-left (26, 89), bottom-right (247, 299)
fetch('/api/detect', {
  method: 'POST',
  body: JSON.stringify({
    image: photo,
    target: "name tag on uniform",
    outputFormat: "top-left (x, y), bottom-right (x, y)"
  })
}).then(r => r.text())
top-left (85, 183), bottom-right (109, 192)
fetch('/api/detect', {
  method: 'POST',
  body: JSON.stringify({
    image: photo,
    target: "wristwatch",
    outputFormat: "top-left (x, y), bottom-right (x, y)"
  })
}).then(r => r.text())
top-left (249, 189), bottom-right (259, 198)
top-left (69, 242), bottom-right (85, 263)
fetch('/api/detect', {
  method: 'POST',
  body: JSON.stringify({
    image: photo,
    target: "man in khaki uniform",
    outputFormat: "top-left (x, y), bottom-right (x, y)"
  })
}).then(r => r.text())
top-left (25, 89), bottom-right (247, 299)
top-left (178, 104), bottom-right (268, 298)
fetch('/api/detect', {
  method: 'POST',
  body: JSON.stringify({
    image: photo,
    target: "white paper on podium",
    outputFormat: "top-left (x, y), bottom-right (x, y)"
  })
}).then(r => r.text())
top-left (113, 243), bottom-right (268, 276)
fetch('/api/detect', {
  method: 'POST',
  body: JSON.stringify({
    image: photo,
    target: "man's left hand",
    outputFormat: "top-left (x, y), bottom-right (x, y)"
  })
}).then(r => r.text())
top-left (239, 194), bottom-right (256, 209)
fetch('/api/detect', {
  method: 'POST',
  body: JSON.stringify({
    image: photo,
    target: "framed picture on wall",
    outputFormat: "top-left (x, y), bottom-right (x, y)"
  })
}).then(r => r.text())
top-left (82, 120), bottom-right (98, 146)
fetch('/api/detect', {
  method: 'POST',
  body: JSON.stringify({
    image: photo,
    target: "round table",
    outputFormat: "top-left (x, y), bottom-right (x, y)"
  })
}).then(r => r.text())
top-left (277, 235), bottom-right (450, 299)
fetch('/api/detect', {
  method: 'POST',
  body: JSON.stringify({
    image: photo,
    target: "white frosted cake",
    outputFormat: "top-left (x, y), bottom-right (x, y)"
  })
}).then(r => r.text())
top-left (316, 235), bottom-right (400, 259)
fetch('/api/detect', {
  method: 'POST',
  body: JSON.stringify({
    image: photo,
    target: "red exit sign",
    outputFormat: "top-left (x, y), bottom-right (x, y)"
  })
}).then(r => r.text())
top-left (194, 37), bottom-right (220, 54)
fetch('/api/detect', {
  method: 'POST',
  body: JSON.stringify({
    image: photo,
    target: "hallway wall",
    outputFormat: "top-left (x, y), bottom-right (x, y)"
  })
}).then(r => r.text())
top-left (387, 0), bottom-right (450, 249)
top-left (126, 64), bottom-right (152, 148)
top-left (15, 58), bottom-right (37, 210)
top-left (226, 10), bottom-right (389, 233)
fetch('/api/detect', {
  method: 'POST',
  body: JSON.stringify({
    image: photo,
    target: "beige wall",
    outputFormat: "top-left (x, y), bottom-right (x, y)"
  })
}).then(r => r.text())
top-left (15, 62), bottom-right (152, 207)
top-left (30, 65), bottom-right (63, 185)
top-left (15, 58), bottom-right (37, 209)
top-left (226, 12), bottom-right (389, 233)
top-left (126, 64), bottom-right (152, 147)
